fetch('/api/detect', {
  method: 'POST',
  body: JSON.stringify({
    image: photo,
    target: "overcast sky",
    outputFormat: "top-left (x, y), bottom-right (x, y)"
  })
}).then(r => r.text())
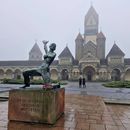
top-left (0, 0), bottom-right (130, 60)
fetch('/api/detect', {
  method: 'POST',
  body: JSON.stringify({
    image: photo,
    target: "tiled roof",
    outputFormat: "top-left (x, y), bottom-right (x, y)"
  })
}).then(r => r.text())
top-left (29, 43), bottom-right (42, 55)
top-left (100, 59), bottom-right (107, 65)
top-left (58, 46), bottom-right (74, 59)
top-left (73, 60), bottom-right (79, 65)
top-left (107, 44), bottom-right (125, 57)
top-left (75, 32), bottom-right (84, 40)
top-left (0, 60), bottom-right (58, 67)
top-left (87, 41), bottom-right (97, 48)
top-left (85, 6), bottom-right (98, 21)
top-left (124, 58), bottom-right (130, 65)
top-left (0, 60), bottom-right (42, 66)
top-left (51, 60), bottom-right (59, 65)
top-left (97, 31), bottom-right (106, 39)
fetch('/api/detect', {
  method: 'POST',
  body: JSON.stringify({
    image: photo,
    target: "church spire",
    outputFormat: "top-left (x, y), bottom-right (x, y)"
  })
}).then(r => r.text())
top-left (84, 5), bottom-right (99, 36)
top-left (90, 1), bottom-right (93, 6)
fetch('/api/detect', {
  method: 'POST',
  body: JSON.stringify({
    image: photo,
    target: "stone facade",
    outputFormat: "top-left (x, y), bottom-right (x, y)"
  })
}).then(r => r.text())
top-left (0, 6), bottom-right (130, 81)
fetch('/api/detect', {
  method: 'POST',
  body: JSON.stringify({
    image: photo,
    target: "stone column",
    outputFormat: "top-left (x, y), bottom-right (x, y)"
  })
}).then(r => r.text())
top-left (121, 72), bottom-right (125, 81)
top-left (58, 71), bottom-right (61, 81)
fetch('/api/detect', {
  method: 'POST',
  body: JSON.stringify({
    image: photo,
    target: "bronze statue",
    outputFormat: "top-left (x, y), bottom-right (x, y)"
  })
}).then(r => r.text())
top-left (22, 40), bottom-right (56, 88)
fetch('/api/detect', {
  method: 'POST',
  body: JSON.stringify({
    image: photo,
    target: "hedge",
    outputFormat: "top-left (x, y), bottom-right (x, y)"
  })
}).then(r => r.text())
top-left (103, 81), bottom-right (130, 88)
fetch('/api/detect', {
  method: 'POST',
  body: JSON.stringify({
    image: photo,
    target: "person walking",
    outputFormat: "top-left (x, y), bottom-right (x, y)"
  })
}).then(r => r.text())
top-left (79, 77), bottom-right (82, 88)
top-left (83, 77), bottom-right (86, 88)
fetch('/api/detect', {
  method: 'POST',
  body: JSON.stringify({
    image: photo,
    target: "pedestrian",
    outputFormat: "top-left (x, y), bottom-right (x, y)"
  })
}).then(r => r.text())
top-left (83, 77), bottom-right (86, 88)
top-left (79, 77), bottom-right (82, 88)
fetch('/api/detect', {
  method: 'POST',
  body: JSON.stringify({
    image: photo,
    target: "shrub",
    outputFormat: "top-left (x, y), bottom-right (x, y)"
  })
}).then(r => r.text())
top-left (2, 78), bottom-right (68, 85)
top-left (103, 81), bottom-right (130, 88)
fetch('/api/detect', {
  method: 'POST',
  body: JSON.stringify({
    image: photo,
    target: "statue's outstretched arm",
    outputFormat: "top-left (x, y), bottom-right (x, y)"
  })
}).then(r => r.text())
top-left (42, 40), bottom-right (49, 54)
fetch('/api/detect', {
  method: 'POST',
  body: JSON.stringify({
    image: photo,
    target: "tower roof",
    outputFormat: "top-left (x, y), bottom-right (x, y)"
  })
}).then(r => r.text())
top-left (75, 32), bottom-right (84, 41)
top-left (58, 46), bottom-right (74, 59)
top-left (107, 44), bottom-right (125, 57)
top-left (97, 31), bottom-right (106, 39)
top-left (29, 43), bottom-right (42, 55)
top-left (85, 5), bottom-right (98, 21)
top-left (84, 5), bottom-right (99, 35)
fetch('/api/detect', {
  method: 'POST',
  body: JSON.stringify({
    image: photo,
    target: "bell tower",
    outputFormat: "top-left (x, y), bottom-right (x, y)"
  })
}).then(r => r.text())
top-left (84, 6), bottom-right (99, 44)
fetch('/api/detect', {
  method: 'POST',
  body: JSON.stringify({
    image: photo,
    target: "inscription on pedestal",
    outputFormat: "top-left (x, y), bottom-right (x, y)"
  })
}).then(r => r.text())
top-left (10, 96), bottom-right (42, 113)
top-left (8, 88), bottom-right (65, 124)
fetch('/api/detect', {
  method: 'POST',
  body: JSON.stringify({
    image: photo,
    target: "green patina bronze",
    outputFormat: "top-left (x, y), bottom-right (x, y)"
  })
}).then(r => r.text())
top-left (22, 40), bottom-right (56, 88)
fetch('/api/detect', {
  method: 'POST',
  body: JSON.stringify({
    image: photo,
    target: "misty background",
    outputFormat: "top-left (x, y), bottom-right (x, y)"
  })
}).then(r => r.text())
top-left (0, 0), bottom-right (130, 60)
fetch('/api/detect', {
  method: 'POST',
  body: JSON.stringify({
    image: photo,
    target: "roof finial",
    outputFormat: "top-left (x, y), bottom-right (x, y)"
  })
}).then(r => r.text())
top-left (91, 1), bottom-right (93, 6)
top-left (114, 41), bottom-right (116, 44)
top-left (35, 39), bottom-right (38, 43)
top-left (100, 26), bottom-right (102, 32)
top-left (66, 43), bottom-right (68, 47)
top-left (78, 28), bottom-right (80, 33)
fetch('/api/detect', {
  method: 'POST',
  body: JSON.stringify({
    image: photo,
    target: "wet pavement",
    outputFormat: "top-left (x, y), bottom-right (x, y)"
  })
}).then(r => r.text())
top-left (0, 82), bottom-right (130, 104)
top-left (65, 82), bottom-right (130, 100)
top-left (1, 94), bottom-right (130, 130)
top-left (1, 82), bottom-right (130, 103)
top-left (1, 82), bottom-right (130, 100)
top-left (1, 82), bottom-right (130, 129)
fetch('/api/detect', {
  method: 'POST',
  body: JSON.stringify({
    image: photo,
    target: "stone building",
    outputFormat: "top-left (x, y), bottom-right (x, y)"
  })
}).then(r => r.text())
top-left (0, 5), bottom-right (130, 81)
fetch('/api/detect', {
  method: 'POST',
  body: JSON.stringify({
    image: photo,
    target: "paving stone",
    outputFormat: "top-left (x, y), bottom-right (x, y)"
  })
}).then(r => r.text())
top-left (90, 124), bottom-right (105, 130)
top-left (1, 93), bottom-right (130, 129)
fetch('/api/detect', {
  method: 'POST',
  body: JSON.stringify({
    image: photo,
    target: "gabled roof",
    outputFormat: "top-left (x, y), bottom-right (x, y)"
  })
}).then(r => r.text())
top-left (75, 32), bottom-right (84, 41)
top-left (58, 46), bottom-right (74, 59)
top-left (29, 43), bottom-right (42, 54)
top-left (86, 40), bottom-right (97, 48)
top-left (97, 31), bottom-right (106, 39)
top-left (79, 53), bottom-right (99, 63)
top-left (51, 60), bottom-right (59, 65)
top-left (107, 44), bottom-right (125, 57)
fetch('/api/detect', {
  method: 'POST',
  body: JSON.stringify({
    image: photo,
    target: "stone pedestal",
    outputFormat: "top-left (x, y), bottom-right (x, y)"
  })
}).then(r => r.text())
top-left (8, 88), bottom-right (65, 124)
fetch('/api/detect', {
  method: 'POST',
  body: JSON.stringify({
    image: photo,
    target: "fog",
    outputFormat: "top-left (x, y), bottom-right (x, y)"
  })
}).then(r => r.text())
top-left (0, 0), bottom-right (130, 60)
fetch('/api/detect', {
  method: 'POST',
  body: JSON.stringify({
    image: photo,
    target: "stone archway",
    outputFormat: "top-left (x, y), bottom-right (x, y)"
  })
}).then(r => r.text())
top-left (14, 69), bottom-right (22, 79)
top-left (125, 69), bottom-right (130, 81)
top-left (83, 66), bottom-right (95, 81)
top-left (99, 69), bottom-right (107, 81)
top-left (50, 69), bottom-right (58, 80)
top-left (111, 69), bottom-right (121, 81)
top-left (5, 69), bottom-right (13, 79)
top-left (72, 69), bottom-right (80, 79)
top-left (0, 69), bottom-right (4, 79)
top-left (61, 69), bottom-right (69, 80)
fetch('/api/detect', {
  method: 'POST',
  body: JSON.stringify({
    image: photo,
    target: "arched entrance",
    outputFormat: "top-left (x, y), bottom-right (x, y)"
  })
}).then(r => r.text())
top-left (125, 69), bottom-right (130, 81)
top-left (6, 69), bottom-right (13, 79)
top-left (14, 69), bottom-right (22, 79)
top-left (61, 69), bottom-right (68, 80)
top-left (0, 69), bottom-right (4, 79)
top-left (72, 69), bottom-right (80, 79)
top-left (51, 69), bottom-right (58, 80)
top-left (83, 66), bottom-right (95, 81)
top-left (111, 69), bottom-right (121, 81)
